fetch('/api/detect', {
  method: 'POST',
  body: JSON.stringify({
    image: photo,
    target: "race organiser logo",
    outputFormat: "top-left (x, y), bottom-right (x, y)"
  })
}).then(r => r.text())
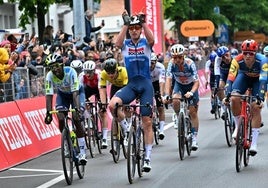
top-left (128, 47), bottom-right (145, 55)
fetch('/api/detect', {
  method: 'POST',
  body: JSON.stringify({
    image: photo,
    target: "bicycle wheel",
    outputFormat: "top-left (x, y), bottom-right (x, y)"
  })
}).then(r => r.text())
top-left (87, 118), bottom-right (97, 158)
top-left (178, 113), bottom-right (185, 160)
top-left (244, 121), bottom-right (251, 167)
top-left (137, 126), bottom-right (145, 177)
top-left (214, 97), bottom-right (220, 119)
top-left (111, 118), bottom-right (120, 163)
top-left (224, 107), bottom-right (234, 147)
top-left (235, 117), bottom-right (244, 172)
top-left (121, 126), bottom-right (127, 159)
top-left (61, 128), bottom-right (74, 185)
top-left (185, 117), bottom-right (192, 156)
top-left (127, 125), bottom-right (136, 184)
top-left (95, 113), bottom-right (103, 154)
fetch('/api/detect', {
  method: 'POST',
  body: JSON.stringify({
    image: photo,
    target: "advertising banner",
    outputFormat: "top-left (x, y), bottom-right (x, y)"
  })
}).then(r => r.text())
top-left (131, 0), bottom-right (163, 53)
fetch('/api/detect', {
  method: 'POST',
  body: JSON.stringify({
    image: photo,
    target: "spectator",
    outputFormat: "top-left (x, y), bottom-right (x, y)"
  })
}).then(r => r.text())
top-left (84, 9), bottom-right (104, 42)
top-left (42, 25), bottom-right (54, 45)
top-left (7, 34), bottom-right (18, 52)
top-left (0, 48), bottom-right (16, 83)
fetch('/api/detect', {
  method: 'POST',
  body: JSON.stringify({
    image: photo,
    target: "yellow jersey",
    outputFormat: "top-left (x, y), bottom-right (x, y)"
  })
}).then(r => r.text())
top-left (99, 66), bottom-right (128, 88)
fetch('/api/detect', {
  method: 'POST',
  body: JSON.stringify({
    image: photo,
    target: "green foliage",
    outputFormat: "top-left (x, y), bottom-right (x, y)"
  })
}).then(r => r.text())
top-left (163, 0), bottom-right (268, 41)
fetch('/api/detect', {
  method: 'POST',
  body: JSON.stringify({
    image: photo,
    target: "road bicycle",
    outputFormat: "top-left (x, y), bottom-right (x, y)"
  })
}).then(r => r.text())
top-left (110, 110), bottom-right (127, 163)
top-left (227, 93), bottom-right (260, 172)
top-left (172, 97), bottom-right (193, 160)
top-left (84, 100), bottom-right (103, 158)
top-left (115, 102), bottom-right (150, 184)
top-left (50, 108), bottom-right (85, 185)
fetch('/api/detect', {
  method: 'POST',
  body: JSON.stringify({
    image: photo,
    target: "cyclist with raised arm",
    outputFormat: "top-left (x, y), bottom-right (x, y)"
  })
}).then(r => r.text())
top-left (99, 58), bottom-right (129, 148)
top-left (163, 44), bottom-right (200, 151)
top-left (205, 51), bottom-right (218, 114)
top-left (44, 53), bottom-right (87, 165)
top-left (224, 39), bottom-right (267, 156)
top-left (150, 52), bottom-right (166, 139)
top-left (214, 46), bottom-right (232, 119)
top-left (108, 10), bottom-right (155, 172)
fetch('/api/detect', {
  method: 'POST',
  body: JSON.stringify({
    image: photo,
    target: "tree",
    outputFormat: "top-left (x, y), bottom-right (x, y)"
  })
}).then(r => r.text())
top-left (163, 0), bottom-right (268, 43)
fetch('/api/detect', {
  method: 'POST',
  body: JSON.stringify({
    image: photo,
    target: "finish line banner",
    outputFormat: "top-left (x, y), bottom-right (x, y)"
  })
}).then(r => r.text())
top-left (131, 0), bottom-right (163, 54)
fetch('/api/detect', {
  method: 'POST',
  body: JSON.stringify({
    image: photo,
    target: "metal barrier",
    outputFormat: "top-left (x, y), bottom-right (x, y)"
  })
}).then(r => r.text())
top-left (0, 66), bottom-right (45, 103)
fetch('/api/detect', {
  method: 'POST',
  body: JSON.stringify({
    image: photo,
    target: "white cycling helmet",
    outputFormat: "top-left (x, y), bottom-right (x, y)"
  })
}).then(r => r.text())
top-left (70, 60), bottom-right (83, 69)
top-left (170, 44), bottom-right (185, 56)
top-left (151, 52), bottom-right (158, 61)
top-left (263, 45), bottom-right (268, 56)
top-left (83, 60), bottom-right (96, 71)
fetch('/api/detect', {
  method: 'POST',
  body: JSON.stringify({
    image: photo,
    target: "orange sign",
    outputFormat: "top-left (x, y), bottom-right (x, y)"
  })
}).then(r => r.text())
top-left (180, 20), bottom-right (215, 37)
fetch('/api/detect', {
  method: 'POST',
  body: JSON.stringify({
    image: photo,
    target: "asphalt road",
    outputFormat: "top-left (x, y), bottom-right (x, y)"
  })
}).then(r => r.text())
top-left (1, 96), bottom-right (268, 188)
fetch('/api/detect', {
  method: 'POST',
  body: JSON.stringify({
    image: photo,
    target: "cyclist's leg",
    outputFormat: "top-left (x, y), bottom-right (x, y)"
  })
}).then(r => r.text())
top-left (209, 74), bottom-right (216, 114)
top-left (55, 91), bottom-right (71, 132)
top-left (249, 80), bottom-right (261, 155)
top-left (230, 74), bottom-right (248, 138)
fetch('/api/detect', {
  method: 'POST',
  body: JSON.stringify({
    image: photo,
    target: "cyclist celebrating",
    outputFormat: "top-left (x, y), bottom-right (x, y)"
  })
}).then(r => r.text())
top-left (214, 46), bottom-right (232, 119)
top-left (225, 39), bottom-right (267, 156)
top-left (44, 53), bottom-right (87, 165)
top-left (109, 10), bottom-right (155, 172)
top-left (99, 58), bottom-right (129, 147)
top-left (163, 44), bottom-right (200, 151)
top-left (150, 52), bottom-right (166, 139)
top-left (205, 51), bottom-right (218, 114)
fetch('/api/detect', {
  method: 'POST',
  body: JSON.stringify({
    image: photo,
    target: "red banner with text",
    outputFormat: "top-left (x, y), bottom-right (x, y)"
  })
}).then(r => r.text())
top-left (131, 0), bottom-right (163, 54)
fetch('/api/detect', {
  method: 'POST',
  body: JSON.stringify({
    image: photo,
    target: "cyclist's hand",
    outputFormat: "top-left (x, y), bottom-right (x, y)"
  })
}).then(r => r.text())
top-left (161, 95), bottom-right (170, 104)
top-left (185, 91), bottom-right (193, 98)
top-left (99, 103), bottom-right (107, 112)
top-left (137, 12), bottom-right (146, 24)
top-left (122, 10), bottom-right (130, 25)
top-left (44, 111), bottom-right (53, 124)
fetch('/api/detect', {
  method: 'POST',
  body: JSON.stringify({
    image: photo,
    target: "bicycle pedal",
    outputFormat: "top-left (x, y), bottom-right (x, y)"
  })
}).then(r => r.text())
top-left (109, 149), bottom-right (117, 155)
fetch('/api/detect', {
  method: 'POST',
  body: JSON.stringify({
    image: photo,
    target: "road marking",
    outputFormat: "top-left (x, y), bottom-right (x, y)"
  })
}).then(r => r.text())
top-left (0, 173), bottom-right (62, 179)
top-left (36, 174), bottom-right (65, 188)
top-left (10, 168), bottom-right (62, 173)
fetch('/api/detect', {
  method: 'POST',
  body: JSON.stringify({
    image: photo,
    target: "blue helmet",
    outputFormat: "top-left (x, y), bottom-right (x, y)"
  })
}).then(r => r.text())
top-left (231, 48), bottom-right (239, 58)
top-left (209, 52), bottom-right (217, 62)
top-left (216, 46), bottom-right (229, 57)
top-left (263, 45), bottom-right (268, 56)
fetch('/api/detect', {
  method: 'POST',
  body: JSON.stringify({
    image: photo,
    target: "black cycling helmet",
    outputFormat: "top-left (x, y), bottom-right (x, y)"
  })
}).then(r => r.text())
top-left (104, 58), bottom-right (118, 73)
top-left (45, 53), bottom-right (63, 66)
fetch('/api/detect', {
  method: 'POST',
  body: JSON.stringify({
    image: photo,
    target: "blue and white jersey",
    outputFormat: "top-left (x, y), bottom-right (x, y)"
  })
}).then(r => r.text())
top-left (166, 57), bottom-right (199, 85)
top-left (45, 66), bottom-right (79, 95)
top-left (150, 62), bottom-right (166, 83)
top-left (121, 38), bottom-right (152, 80)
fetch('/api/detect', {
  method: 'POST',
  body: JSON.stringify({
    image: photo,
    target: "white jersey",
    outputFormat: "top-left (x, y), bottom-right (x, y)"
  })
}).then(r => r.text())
top-left (214, 56), bottom-right (222, 76)
top-left (150, 62), bottom-right (166, 83)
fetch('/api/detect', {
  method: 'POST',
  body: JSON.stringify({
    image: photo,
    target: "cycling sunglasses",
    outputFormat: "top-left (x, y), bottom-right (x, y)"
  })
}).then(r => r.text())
top-left (242, 51), bottom-right (256, 56)
top-left (129, 25), bottom-right (142, 31)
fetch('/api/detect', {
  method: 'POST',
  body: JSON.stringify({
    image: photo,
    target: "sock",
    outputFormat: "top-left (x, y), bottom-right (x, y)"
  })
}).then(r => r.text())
top-left (102, 128), bottom-right (108, 140)
top-left (120, 119), bottom-right (129, 133)
top-left (145, 144), bottom-right (153, 160)
top-left (251, 128), bottom-right (260, 147)
top-left (78, 137), bottom-right (86, 155)
top-left (234, 116), bottom-right (240, 129)
top-left (159, 121), bottom-right (165, 132)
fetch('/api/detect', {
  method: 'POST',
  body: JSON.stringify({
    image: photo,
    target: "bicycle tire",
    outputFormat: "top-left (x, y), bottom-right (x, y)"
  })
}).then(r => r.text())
top-left (87, 118), bottom-right (97, 158)
top-left (137, 126), bottom-right (145, 177)
top-left (236, 117), bottom-right (244, 172)
top-left (178, 113), bottom-right (185, 160)
top-left (224, 107), bottom-right (234, 147)
top-left (121, 126), bottom-right (127, 159)
top-left (185, 117), bottom-right (192, 156)
top-left (127, 125), bottom-right (136, 184)
top-left (95, 113), bottom-right (103, 154)
top-left (61, 128), bottom-right (74, 185)
top-left (111, 118), bottom-right (120, 163)
top-left (153, 109), bottom-right (160, 145)
top-left (244, 120), bottom-right (251, 167)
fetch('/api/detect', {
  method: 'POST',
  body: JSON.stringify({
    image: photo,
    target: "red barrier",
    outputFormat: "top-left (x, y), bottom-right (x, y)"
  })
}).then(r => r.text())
top-left (0, 69), bottom-right (209, 171)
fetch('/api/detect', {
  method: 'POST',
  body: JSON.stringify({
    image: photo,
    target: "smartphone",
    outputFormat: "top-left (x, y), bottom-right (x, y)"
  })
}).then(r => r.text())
top-left (102, 19), bottom-right (105, 25)
top-left (25, 33), bottom-right (29, 41)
